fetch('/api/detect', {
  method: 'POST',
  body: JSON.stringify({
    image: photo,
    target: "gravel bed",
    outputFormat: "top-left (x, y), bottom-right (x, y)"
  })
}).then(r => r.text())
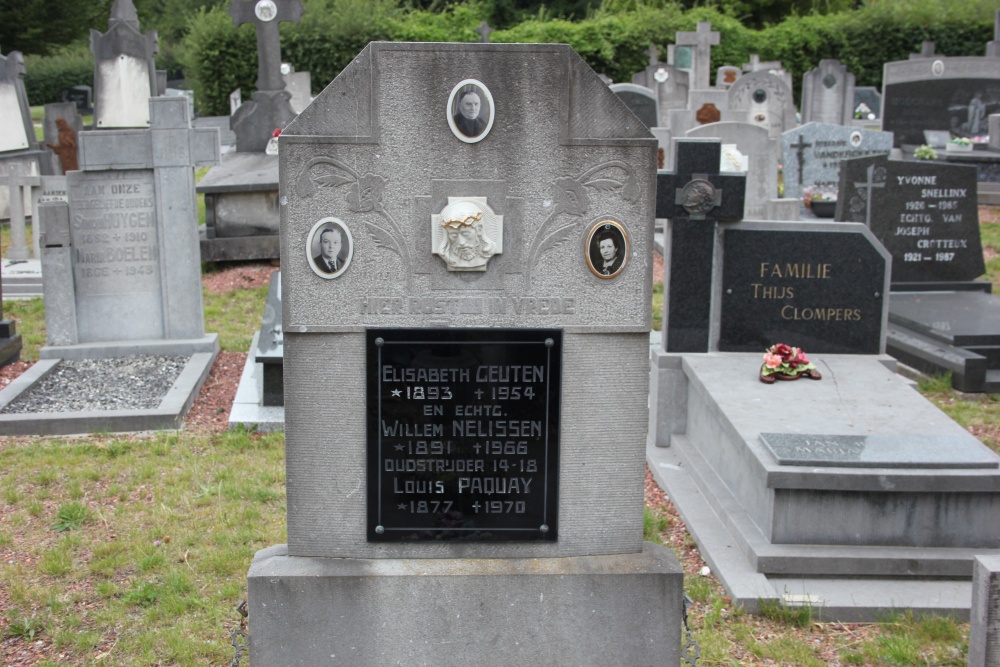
top-left (1, 355), bottom-right (188, 414)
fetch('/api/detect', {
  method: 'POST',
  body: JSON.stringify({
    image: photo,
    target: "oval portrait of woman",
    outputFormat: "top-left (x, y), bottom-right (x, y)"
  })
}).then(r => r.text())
top-left (586, 220), bottom-right (629, 279)
top-left (447, 79), bottom-right (495, 144)
top-left (306, 217), bottom-right (354, 279)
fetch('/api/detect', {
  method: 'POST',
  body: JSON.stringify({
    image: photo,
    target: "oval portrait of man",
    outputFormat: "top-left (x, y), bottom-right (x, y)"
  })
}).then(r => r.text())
top-left (586, 220), bottom-right (629, 279)
top-left (306, 217), bottom-right (354, 279)
top-left (447, 79), bottom-right (495, 144)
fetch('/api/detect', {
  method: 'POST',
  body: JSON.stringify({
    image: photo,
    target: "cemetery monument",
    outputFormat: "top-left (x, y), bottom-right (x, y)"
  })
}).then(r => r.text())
top-left (647, 137), bottom-right (1000, 619)
top-left (246, 41), bottom-right (684, 665)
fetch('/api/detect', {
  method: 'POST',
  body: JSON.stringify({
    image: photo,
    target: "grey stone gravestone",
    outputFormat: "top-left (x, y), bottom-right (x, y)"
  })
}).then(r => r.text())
top-left (988, 10), bottom-right (1000, 58)
top-left (801, 59), bottom-right (856, 126)
top-left (716, 65), bottom-right (741, 89)
top-left (781, 122), bottom-right (894, 203)
top-left (657, 138), bottom-right (746, 352)
top-left (674, 21), bottom-right (719, 90)
top-left (0, 163), bottom-right (39, 260)
top-left (230, 270), bottom-right (284, 431)
top-left (91, 0), bottom-right (158, 129)
top-left (610, 83), bottom-right (658, 129)
top-left (970, 554), bottom-right (1000, 667)
top-left (631, 60), bottom-right (690, 122)
top-left (247, 41), bottom-right (682, 666)
top-left (281, 64), bottom-right (311, 114)
top-left (728, 70), bottom-right (797, 139)
top-left (882, 52), bottom-right (1000, 146)
top-left (742, 54), bottom-right (793, 92)
top-left (688, 121), bottom-right (788, 219)
top-left (909, 41), bottom-right (937, 60)
top-left (41, 96), bottom-right (220, 351)
top-left (0, 50), bottom-right (34, 154)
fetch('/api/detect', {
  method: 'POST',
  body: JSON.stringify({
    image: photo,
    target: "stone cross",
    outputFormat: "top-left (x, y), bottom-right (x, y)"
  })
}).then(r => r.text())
top-left (852, 163), bottom-right (886, 228)
top-left (674, 22), bottom-right (719, 90)
top-left (230, 0), bottom-right (305, 93)
top-left (789, 135), bottom-right (813, 186)
top-left (475, 21), bottom-right (494, 44)
top-left (646, 44), bottom-right (660, 67)
top-left (657, 139), bottom-right (746, 352)
top-left (987, 10), bottom-right (1000, 57)
top-left (909, 41), bottom-right (936, 60)
top-left (71, 97), bottom-right (220, 339)
top-left (0, 163), bottom-right (40, 260)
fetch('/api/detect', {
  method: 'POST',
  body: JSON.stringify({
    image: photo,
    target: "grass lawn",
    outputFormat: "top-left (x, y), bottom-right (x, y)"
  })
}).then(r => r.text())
top-left (0, 209), bottom-right (997, 664)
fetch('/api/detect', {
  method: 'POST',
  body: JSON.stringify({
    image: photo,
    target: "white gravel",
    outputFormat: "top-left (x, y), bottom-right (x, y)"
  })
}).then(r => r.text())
top-left (2, 355), bottom-right (188, 414)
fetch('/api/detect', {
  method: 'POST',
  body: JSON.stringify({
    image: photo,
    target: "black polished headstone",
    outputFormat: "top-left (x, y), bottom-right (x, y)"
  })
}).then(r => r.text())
top-left (882, 79), bottom-right (1000, 147)
top-left (836, 154), bottom-right (984, 285)
top-left (657, 139), bottom-right (746, 352)
top-left (366, 328), bottom-right (561, 543)
top-left (890, 292), bottom-right (1000, 347)
top-left (719, 228), bottom-right (885, 354)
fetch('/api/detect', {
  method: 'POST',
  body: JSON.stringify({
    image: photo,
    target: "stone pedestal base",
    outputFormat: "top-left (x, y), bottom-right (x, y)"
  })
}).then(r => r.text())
top-left (247, 542), bottom-right (683, 666)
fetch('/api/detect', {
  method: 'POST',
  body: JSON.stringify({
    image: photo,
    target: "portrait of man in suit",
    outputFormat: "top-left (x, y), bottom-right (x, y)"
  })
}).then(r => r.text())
top-left (307, 218), bottom-right (353, 279)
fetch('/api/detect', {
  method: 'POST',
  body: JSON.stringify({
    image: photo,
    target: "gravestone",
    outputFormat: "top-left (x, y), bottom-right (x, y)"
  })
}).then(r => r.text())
top-left (781, 122), bottom-right (894, 203)
top-left (970, 555), bottom-right (1000, 667)
top-left (836, 153), bottom-right (1000, 391)
top-left (988, 10), bottom-right (1000, 58)
top-left (0, 48), bottom-right (46, 221)
top-left (674, 21), bottom-right (719, 90)
top-left (909, 41), bottom-right (937, 60)
top-left (742, 54), bottom-right (793, 92)
top-left (281, 63), bottom-right (311, 114)
top-left (610, 83), bottom-right (658, 128)
top-left (801, 59), bottom-right (856, 126)
top-left (0, 96), bottom-right (222, 435)
top-left (246, 41), bottom-right (682, 665)
top-left (728, 70), bottom-right (797, 139)
top-left (91, 0), bottom-right (158, 129)
top-left (852, 86), bottom-right (882, 126)
top-left (61, 86), bottom-right (93, 115)
top-left (716, 65), bottom-right (741, 89)
top-left (230, 271), bottom-right (284, 431)
top-left (882, 51), bottom-right (1000, 146)
top-left (0, 163), bottom-right (39, 260)
top-left (687, 121), bottom-right (787, 219)
top-left (647, 144), bottom-right (1000, 618)
top-left (195, 0), bottom-right (305, 261)
top-left (657, 138), bottom-right (746, 352)
top-left (43, 102), bottom-right (83, 175)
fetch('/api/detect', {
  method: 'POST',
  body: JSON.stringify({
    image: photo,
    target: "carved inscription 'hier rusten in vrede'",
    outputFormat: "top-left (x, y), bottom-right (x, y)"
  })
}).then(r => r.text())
top-left (366, 328), bottom-right (562, 543)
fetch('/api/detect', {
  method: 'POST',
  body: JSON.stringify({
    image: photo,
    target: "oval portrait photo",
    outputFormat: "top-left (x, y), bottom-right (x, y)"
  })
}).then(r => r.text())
top-left (447, 79), bottom-right (495, 144)
top-left (586, 220), bottom-right (629, 279)
top-left (306, 217), bottom-right (354, 279)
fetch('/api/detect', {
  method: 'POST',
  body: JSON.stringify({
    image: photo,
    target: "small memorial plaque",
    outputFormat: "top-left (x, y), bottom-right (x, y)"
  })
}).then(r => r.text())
top-left (367, 328), bottom-right (561, 542)
top-left (760, 432), bottom-right (999, 469)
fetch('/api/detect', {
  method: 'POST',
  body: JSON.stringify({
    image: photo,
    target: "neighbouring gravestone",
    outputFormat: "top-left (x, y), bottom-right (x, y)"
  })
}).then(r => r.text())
top-left (836, 154), bottom-right (983, 286)
top-left (91, 0), bottom-right (158, 129)
top-left (43, 103), bottom-right (82, 175)
top-left (742, 54), bottom-right (793, 92)
top-left (281, 63), bottom-right (311, 114)
top-left (989, 9), bottom-right (1000, 58)
top-left (801, 59), bottom-right (856, 126)
top-left (246, 41), bottom-right (683, 666)
top-left (229, 271), bottom-right (283, 431)
top-left (674, 21), bottom-right (719, 90)
top-left (835, 153), bottom-right (1000, 392)
top-left (61, 85), bottom-right (93, 115)
top-left (970, 555), bottom-right (1000, 667)
top-left (194, 0), bottom-right (305, 261)
top-left (728, 70), bottom-right (797, 139)
top-left (647, 146), bottom-right (1000, 619)
top-left (39, 96), bottom-right (219, 351)
top-left (686, 121), bottom-right (788, 219)
top-left (781, 122), bottom-right (894, 203)
top-left (882, 47), bottom-right (1000, 147)
top-left (0, 48), bottom-right (46, 223)
top-left (0, 164), bottom-right (39, 261)
top-left (610, 83), bottom-right (658, 128)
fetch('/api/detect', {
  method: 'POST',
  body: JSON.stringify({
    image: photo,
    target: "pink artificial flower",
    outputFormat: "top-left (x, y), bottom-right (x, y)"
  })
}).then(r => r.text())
top-left (763, 352), bottom-right (783, 369)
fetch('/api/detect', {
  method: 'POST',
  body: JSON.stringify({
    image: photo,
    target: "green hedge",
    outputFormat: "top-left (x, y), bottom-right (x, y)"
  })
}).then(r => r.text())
top-left (25, 2), bottom-right (997, 115)
top-left (23, 44), bottom-right (94, 106)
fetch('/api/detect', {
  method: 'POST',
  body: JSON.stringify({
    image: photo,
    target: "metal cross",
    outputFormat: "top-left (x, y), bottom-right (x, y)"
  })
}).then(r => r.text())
top-left (230, 0), bottom-right (305, 92)
top-left (789, 135), bottom-right (813, 186)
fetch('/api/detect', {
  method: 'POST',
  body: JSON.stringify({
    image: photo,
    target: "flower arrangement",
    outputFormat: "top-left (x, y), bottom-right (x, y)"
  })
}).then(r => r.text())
top-left (802, 185), bottom-right (837, 206)
top-left (950, 137), bottom-right (971, 146)
top-left (914, 145), bottom-right (937, 160)
top-left (947, 137), bottom-right (974, 153)
top-left (759, 343), bottom-right (822, 384)
top-left (853, 102), bottom-right (875, 120)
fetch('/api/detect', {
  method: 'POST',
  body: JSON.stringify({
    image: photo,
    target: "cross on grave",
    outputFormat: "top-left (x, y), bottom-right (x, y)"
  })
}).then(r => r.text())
top-left (657, 139), bottom-right (746, 352)
top-left (230, 0), bottom-right (305, 93)
top-left (646, 44), bottom-right (660, 67)
top-left (475, 21), bottom-right (494, 44)
top-left (0, 163), bottom-right (40, 260)
top-left (909, 41), bottom-right (936, 60)
top-left (789, 135), bottom-right (813, 186)
top-left (675, 22), bottom-right (719, 90)
top-left (852, 162), bottom-right (885, 228)
top-left (75, 97), bottom-right (220, 339)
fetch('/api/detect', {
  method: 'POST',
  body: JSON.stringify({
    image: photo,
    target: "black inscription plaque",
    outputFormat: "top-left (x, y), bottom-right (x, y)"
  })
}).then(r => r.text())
top-left (367, 328), bottom-right (561, 542)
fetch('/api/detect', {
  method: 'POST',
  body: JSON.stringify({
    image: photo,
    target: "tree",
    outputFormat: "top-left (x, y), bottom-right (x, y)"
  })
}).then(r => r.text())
top-left (0, 0), bottom-right (114, 56)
